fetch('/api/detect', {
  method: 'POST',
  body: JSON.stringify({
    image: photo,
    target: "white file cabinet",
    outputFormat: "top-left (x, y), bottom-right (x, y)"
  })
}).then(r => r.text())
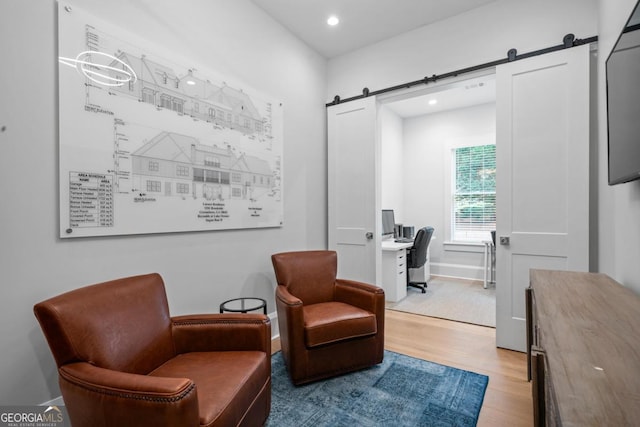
top-left (381, 241), bottom-right (413, 302)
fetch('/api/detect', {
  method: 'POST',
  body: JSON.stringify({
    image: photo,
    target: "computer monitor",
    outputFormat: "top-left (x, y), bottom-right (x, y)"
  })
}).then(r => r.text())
top-left (382, 209), bottom-right (395, 237)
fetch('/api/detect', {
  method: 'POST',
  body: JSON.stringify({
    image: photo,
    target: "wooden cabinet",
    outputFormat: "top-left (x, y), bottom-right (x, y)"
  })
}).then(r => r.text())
top-left (527, 270), bottom-right (640, 426)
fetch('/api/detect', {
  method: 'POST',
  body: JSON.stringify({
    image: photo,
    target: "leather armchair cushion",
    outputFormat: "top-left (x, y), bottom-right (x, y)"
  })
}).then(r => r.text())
top-left (150, 351), bottom-right (270, 427)
top-left (303, 302), bottom-right (377, 348)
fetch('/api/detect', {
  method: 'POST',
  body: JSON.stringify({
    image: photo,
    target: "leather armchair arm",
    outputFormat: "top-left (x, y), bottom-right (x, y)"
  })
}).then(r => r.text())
top-left (275, 285), bottom-right (306, 355)
top-left (275, 285), bottom-right (303, 306)
top-left (59, 362), bottom-right (199, 427)
top-left (335, 278), bottom-right (385, 313)
top-left (171, 313), bottom-right (271, 354)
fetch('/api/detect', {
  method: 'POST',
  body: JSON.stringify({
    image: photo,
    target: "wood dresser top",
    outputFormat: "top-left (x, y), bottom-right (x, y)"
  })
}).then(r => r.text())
top-left (530, 269), bottom-right (640, 426)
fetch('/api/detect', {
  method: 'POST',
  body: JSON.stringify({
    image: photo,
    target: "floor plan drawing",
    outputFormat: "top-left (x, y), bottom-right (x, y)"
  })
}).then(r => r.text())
top-left (57, 3), bottom-right (283, 238)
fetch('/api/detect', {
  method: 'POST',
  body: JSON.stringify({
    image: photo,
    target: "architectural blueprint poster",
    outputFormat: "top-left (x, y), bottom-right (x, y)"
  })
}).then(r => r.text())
top-left (57, 3), bottom-right (283, 238)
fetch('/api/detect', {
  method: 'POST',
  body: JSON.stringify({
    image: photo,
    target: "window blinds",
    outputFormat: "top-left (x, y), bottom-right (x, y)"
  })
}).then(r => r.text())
top-left (452, 144), bottom-right (496, 242)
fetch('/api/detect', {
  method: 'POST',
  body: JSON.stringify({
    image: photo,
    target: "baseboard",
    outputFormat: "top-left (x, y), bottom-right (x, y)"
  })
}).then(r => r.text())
top-left (429, 274), bottom-right (484, 286)
top-left (268, 311), bottom-right (279, 339)
top-left (430, 263), bottom-right (485, 281)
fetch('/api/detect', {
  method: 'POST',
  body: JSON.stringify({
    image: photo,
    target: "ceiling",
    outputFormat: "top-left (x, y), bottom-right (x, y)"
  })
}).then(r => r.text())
top-left (249, 0), bottom-right (499, 59)
top-left (250, 0), bottom-right (498, 117)
top-left (385, 74), bottom-right (496, 118)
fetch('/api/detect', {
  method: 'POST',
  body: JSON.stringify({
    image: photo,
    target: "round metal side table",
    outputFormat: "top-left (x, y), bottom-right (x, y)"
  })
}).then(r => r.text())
top-left (219, 297), bottom-right (267, 314)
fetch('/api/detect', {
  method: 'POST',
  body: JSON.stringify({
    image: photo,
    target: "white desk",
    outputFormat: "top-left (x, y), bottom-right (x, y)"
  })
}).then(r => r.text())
top-left (381, 240), bottom-right (413, 302)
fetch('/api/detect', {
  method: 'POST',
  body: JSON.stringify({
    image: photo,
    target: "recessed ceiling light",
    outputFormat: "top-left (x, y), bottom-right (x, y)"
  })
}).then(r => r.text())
top-left (186, 80), bottom-right (196, 86)
top-left (327, 15), bottom-right (339, 26)
top-left (428, 99), bottom-right (437, 106)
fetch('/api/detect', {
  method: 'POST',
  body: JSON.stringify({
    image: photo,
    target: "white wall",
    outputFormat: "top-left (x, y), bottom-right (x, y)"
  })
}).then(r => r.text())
top-left (0, 0), bottom-right (327, 404)
top-left (596, 0), bottom-right (640, 293)
top-left (328, 0), bottom-right (600, 279)
top-left (380, 106), bottom-right (404, 219)
top-left (1, 0), bottom-right (637, 408)
top-left (402, 103), bottom-right (496, 280)
top-left (329, 0), bottom-right (640, 294)
top-left (328, 0), bottom-right (598, 103)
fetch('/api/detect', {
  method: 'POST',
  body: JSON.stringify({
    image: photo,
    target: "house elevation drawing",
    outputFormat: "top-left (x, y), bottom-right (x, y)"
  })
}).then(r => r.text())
top-left (57, 3), bottom-right (283, 238)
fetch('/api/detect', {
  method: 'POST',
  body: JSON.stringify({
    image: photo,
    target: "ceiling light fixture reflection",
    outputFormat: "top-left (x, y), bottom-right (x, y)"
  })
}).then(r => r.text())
top-left (59, 51), bottom-right (137, 87)
top-left (327, 15), bottom-right (339, 26)
top-left (428, 99), bottom-right (438, 106)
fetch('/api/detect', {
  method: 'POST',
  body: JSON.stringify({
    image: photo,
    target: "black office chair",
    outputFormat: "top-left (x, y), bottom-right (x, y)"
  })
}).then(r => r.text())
top-left (407, 226), bottom-right (435, 293)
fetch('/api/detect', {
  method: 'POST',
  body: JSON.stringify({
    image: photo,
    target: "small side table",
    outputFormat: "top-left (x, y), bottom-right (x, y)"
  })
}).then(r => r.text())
top-left (219, 297), bottom-right (267, 314)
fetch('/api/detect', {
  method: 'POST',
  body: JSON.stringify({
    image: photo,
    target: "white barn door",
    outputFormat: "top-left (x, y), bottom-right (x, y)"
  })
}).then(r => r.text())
top-left (495, 45), bottom-right (590, 352)
top-left (327, 97), bottom-right (381, 285)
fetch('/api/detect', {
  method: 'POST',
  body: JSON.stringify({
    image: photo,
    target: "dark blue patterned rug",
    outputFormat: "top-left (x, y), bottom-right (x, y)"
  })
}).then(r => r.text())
top-left (266, 350), bottom-right (488, 427)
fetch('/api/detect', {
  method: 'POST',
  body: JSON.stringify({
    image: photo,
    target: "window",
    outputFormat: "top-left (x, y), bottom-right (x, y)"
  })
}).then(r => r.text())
top-left (204, 157), bottom-right (220, 167)
top-left (207, 170), bottom-right (220, 183)
top-left (452, 144), bottom-right (496, 242)
top-left (142, 88), bottom-right (155, 104)
top-left (220, 172), bottom-right (230, 184)
top-left (172, 98), bottom-right (184, 113)
top-left (148, 161), bottom-right (159, 172)
top-left (176, 165), bottom-right (189, 177)
top-left (160, 94), bottom-right (171, 109)
top-left (177, 183), bottom-right (189, 194)
top-left (146, 180), bottom-right (161, 192)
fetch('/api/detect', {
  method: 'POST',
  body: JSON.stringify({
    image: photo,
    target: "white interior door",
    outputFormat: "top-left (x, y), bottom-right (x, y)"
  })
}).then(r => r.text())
top-left (327, 97), bottom-right (381, 284)
top-left (495, 45), bottom-right (590, 352)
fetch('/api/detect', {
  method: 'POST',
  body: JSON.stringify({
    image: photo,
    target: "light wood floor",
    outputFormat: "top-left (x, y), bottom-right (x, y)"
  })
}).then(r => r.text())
top-left (272, 309), bottom-right (532, 426)
top-left (384, 310), bottom-right (533, 426)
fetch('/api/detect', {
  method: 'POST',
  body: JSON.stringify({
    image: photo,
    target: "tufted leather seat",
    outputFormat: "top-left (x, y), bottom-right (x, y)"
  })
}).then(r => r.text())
top-left (271, 250), bottom-right (385, 385)
top-left (34, 273), bottom-right (271, 427)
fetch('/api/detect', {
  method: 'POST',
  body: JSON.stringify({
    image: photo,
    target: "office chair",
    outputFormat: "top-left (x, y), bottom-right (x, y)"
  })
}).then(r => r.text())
top-left (407, 226), bottom-right (435, 293)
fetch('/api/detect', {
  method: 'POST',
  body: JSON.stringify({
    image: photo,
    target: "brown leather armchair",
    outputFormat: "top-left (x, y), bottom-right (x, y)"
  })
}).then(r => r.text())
top-left (271, 250), bottom-right (385, 385)
top-left (33, 273), bottom-right (271, 427)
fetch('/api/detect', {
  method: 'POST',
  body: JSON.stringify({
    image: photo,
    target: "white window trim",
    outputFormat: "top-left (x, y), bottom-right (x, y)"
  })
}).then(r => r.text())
top-left (443, 133), bottom-right (496, 244)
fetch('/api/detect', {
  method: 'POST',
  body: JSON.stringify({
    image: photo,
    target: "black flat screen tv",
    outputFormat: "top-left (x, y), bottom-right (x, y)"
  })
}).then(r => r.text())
top-left (606, 1), bottom-right (640, 185)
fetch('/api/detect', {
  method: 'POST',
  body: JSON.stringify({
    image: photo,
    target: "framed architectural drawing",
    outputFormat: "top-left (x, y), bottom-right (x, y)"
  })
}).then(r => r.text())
top-left (57, 3), bottom-right (283, 238)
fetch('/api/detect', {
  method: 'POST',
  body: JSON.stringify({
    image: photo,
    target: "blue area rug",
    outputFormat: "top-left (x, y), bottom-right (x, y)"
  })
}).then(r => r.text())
top-left (267, 350), bottom-right (488, 427)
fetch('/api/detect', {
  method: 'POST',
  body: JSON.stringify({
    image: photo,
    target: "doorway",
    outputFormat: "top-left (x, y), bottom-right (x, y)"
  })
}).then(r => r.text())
top-left (328, 45), bottom-right (591, 351)
top-left (379, 73), bottom-right (497, 327)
